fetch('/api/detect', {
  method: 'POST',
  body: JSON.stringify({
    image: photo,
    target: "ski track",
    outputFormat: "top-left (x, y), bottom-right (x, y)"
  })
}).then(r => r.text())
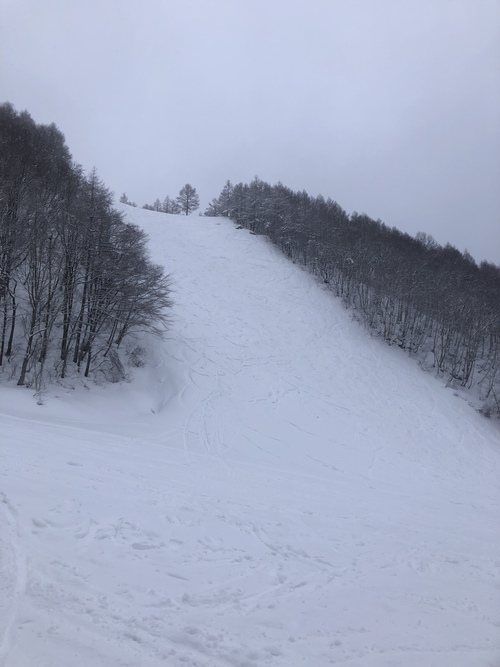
top-left (0, 493), bottom-right (27, 667)
top-left (0, 209), bottom-right (499, 666)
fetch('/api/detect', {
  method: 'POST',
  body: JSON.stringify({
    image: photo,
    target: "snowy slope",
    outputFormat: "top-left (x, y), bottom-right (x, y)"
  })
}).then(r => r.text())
top-left (0, 206), bottom-right (499, 667)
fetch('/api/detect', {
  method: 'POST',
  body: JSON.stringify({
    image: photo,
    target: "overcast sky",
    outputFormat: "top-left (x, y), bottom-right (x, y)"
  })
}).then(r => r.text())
top-left (1, 0), bottom-right (499, 263)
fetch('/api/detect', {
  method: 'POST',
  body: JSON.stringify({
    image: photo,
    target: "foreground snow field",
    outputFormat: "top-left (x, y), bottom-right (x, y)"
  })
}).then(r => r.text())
top-left (1, 207), bottom-right (499, 667)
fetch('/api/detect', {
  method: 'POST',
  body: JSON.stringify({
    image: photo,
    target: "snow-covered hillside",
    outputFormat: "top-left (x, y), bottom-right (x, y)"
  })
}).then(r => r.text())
top-left (1, 206), bottom-right (499, 667)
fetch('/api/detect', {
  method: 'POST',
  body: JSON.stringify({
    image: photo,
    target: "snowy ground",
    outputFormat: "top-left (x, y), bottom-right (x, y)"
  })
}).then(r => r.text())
top-left (1, 206), bottom-right (499, 667)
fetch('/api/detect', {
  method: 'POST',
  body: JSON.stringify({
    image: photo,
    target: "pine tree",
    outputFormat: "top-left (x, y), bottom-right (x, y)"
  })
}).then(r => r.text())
top-left (176, 184), bottom-right (200, 216)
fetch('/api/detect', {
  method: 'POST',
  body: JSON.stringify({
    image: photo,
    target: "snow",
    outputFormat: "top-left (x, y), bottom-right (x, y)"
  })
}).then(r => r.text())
top-left (1, 206), bottom-right (499, 666)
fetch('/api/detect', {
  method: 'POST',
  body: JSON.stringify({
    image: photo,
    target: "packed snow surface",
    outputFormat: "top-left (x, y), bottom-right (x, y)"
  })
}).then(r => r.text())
top-left (1, 207), bottom-right (499, 667)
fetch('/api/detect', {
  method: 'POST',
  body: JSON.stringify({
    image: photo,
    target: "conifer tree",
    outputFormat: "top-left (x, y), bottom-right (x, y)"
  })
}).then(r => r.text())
top-left (176, 184), bottom-right (199, 216)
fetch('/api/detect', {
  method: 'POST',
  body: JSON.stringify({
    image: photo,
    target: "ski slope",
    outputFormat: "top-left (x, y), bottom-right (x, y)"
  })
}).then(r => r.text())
top-left (0, 206), bottom-right (499, 667)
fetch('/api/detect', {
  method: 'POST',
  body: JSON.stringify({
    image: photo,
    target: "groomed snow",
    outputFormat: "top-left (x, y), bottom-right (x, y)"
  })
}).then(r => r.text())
top-left (0, 206), bottom-right (499, 666)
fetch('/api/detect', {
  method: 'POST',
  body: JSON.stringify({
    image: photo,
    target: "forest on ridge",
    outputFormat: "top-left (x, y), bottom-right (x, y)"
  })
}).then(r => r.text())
top-left (206, 178), bottom-right (500, 417)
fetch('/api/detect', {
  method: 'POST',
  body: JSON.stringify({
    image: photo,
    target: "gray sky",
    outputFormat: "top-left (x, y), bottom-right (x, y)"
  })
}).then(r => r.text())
top-left (1, 0), bottom-right (499, 263)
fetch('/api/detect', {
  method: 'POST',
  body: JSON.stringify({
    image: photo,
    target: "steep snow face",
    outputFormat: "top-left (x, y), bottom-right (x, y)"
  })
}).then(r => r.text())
top-left (0, 206), bottom-right (499, 667)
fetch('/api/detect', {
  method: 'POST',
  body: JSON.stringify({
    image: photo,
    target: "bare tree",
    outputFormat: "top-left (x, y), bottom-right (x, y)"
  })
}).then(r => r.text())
top-left (0, 103), bottom-right (174, 389)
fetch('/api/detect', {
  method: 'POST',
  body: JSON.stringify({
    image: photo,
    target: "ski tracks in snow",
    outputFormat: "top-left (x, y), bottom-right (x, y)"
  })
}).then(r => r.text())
top-left (1, 212), bottom-right (499, 665)
top-left (0, 493), bottom-right (27, 666)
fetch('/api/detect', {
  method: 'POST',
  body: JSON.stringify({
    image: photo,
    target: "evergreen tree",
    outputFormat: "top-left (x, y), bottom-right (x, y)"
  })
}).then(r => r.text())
top-left (176, 184), bottom-right (199, 216)
top-left (162, 195), bottom-right (181, 214)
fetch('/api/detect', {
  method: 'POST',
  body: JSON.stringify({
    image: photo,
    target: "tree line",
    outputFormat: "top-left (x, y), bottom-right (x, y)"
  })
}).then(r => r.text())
top-left (206, 178), bottom-right (500, 417)
top-left (123, 184), bottom-right (200, 216)
top-left (0, 103), bottom-right (172, 391)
